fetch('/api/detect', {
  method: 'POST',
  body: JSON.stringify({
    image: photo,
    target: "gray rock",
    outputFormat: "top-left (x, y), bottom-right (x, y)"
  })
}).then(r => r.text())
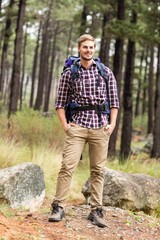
top-left (142, 133), bottom-right (153, 153)
top-left (0, 162), bottom-right (45, 210)
top-left (82, 167), bottom-right (160, 213)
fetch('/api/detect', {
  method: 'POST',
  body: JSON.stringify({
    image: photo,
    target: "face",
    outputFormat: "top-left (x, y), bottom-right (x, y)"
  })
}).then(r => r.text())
top-left (78, 40), bottom-right (95, 61)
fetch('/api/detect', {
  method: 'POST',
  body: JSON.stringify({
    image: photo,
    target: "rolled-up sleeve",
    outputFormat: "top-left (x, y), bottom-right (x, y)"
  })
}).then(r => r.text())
top-left (106, 67), bottom-right (119, 109)
top-left (55, 70), bottom-right (71, 110)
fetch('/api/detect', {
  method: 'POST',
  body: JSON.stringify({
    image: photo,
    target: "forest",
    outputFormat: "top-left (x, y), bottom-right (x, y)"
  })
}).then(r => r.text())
top-left (0, 0), bottom-right (160, 161)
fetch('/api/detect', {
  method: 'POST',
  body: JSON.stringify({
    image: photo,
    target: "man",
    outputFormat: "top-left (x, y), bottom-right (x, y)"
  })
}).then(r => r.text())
top-left (49, 34), bottom-right (119, 228)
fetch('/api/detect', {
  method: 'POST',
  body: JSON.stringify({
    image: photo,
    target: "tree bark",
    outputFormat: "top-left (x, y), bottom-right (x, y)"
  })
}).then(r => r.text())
top-left (8, 0), bottom-right (26, 116)
top-left (108, 0), bottom-right (125, 156)
top-left (142, 46), bottom-right (149, 115)
top-left (0, 0), bottom-right (2, 12)
top-left (34, 8), bottom-right (51, 110)
top-left (66, 21), bottom-right (73, 58)
top-left (0, 0), bottom-right (14, 97)
top-left (99, 13), bottom-right (111, 66)
top-left (30, 21), bottom-right (42, 108)
top-left (151, 44), bottom-right (160, 158)
top-left (43, 22), bottom-right (59, 112)
top-left (80, 3), bottom-right (89, 35)
top-left (120, 6), bottom-right (137, 161)
top-left (147, 45), bottom-right (154, 134)
top-left (135, 50), bottom-right (144, 117)
top-left (19, 24), bottom-right (28, 110)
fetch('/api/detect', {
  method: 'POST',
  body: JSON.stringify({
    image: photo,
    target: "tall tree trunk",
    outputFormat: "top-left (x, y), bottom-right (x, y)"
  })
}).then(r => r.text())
top-left (43, 22), bottom-right (59, 112)
top-left (90, 11), bottom-right (99, 37)
top-left (19, 24), bottom-right (27, 110)
top-left (142, 46), bottom-right (149, 114)
top-left (66, 21), bottom-right (73, 58)
top-left (8, 0), bottom-right (26, 116)
top-left (30, 21), bottom-right (41, 108)
top-left (108, 0), bottom-right (125, 156)
top-left (23, 75), bottom-right (29, 101)
top-left (120, 7), bottom-right (137, 161)
top-left (0, 29), bottom-right (4, 52)
top-left (0, 0), bottom-right (14, 97)
top-left (151, 44), bottom-right (160, 158)
top-left (147, 45), bottom-right (154, 134)
top-left (34, 8), bottom-right (51, 110)
top-left (80, 3), bottom-right (89, 35)
top-left (3, 63), bottom-right (10, 104)
top-left (99, 13), bottom-right (111, 66)
top-left (135, 50), bottom-right (144, 117)
top-left (0, 0), bottom-right (2, 12)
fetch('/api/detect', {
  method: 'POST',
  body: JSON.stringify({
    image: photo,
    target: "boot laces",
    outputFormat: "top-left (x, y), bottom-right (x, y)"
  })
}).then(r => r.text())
top-left (51, 203), bottom-right (59, 214)
top-left (96, 208), bottom-right (105, 218)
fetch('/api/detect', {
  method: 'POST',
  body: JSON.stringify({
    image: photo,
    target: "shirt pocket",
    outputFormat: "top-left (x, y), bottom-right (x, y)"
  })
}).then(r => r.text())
top-left (96, 76), bottom-right (107, 96)
top-left (73, 78), bottom-right (83, 94)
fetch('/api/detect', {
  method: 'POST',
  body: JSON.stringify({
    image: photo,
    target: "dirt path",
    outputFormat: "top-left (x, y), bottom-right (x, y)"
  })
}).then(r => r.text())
top-left (0, 199), bottom-right (160, 240)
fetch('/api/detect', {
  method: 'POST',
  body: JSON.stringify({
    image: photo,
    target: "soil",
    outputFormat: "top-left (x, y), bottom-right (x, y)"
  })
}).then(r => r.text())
top-left (0, 198), bottom-right (160, 240)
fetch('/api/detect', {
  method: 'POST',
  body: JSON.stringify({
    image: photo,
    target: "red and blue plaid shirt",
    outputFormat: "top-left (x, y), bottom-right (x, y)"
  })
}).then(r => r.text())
top-left (55, 61), bottom-right (119, 129)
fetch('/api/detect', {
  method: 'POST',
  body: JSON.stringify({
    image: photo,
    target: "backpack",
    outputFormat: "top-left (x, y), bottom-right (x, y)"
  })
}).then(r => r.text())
top-left (63, 56), bottom-right (108, 82)
top-left (62, 56), bottom-right (110, 123)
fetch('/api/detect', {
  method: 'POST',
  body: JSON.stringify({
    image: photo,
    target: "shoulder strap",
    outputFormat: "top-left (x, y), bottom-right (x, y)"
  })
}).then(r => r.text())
top-left (64, 56), bottom-right (79, 69)
top-left (70, 59), bottom-right (80, 81)
top-left (94, 58), bottom-right (108, 79)
top-left (69, 57), bottom-right (108, 92)
top-left (70, 57), bottom-right (80, 92)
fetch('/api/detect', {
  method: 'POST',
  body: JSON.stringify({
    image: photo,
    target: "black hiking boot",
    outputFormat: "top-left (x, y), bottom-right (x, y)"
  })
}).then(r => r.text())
top-left (88, 207), bottom-right (108, 228)
top-left (48, 202), bottom-right (65, 222)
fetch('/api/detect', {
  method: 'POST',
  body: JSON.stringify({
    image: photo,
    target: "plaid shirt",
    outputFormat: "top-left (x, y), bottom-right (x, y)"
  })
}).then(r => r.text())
top-left (55, 61), bottom-right (119, 129)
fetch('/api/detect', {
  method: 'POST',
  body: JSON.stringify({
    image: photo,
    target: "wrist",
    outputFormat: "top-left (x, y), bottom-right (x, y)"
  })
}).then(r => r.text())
top-left (62, 122), bottom-right (68, 130)
top-left (109, 123), bottom-right (116, 130)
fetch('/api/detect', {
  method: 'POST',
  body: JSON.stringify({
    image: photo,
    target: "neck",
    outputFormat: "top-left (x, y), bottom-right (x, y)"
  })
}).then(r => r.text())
top-left (80, 58), bottom-right (93, 69)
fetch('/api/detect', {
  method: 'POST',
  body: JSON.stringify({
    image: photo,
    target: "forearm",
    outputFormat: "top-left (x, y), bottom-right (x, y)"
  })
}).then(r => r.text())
top-left (110, 108), bottom-right (118, 128)
top-left (56, 108), bottom-right (68, 132)
top-left (105, 107), bottom-right (118, 134)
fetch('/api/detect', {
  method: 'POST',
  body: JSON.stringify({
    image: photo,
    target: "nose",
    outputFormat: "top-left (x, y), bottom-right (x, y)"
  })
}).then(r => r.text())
top-left (85, 46), bottom-right (92, 50)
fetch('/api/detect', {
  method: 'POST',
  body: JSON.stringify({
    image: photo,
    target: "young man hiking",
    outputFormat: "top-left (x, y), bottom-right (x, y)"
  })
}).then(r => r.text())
top-left (49, 34), bottom-right (119, 228)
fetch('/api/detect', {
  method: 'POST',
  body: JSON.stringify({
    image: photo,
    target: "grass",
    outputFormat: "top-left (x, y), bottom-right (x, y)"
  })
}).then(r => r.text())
top-left (153, 204), bottom-right (160, 218)
top-left (107, 156), bottom-right (160, 178)
top-left (0, 204), bottom-right (15, 218)
top-left (132, 114), bottom-right (148, 134)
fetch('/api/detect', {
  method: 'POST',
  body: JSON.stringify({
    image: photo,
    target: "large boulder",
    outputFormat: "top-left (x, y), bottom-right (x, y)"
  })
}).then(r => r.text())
top-left (82, 167), bottom-right (160, 213)
top-left (0, 162), bottom-right (45, 210)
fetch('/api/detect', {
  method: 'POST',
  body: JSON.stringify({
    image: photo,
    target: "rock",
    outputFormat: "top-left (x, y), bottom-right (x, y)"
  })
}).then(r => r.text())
top-left (131, 134), bottom-right (154, 155)
top-left (0, 162), bottom-right (45, 210)
top-left (82, 167), bottom-right (160, 213)
top-left (142, 133), bottom-right (153, 153)
top-left (81, 178), bottom-right (91, 205)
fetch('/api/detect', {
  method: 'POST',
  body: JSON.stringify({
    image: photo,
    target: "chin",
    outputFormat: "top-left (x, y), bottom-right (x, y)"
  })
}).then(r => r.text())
top-left (83, 57), bottom-right (93, 61)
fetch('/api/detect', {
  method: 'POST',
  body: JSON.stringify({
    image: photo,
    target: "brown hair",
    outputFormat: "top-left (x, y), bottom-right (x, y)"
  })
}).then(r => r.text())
top-left (77, 34), bottom-right (96, 47)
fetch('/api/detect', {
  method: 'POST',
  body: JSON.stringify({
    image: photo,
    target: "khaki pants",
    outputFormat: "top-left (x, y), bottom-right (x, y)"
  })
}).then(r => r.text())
top-left (54, 124), bottom-right (110, 208)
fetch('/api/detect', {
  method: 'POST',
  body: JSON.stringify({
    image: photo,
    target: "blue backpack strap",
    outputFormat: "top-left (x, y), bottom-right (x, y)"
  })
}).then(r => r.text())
top-left (94, 58), bottom-right (110, 116)
top-left (70, 59), bottom-right (80, 80)
top-left (62, 56), bottom-right (80, 92)
top-left (64, 56), bottom-right (107, 80)
top-left (64, 56), bottom-right (79, 69)
top-left (70, 57), bottom-right (80, 92)
top-left (94, 58), bottom-right (108, 79)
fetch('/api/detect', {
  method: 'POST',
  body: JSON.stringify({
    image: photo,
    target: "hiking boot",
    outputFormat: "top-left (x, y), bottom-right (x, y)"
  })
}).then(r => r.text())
top-left (48, 202), bottom-right (65, 222)
top-left (88, 207), bottom-right (108, 228)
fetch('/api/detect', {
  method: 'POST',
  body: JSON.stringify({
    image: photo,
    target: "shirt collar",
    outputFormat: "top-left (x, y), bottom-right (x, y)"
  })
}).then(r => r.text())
top-left (78, 59), bottom-right (97, 69)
